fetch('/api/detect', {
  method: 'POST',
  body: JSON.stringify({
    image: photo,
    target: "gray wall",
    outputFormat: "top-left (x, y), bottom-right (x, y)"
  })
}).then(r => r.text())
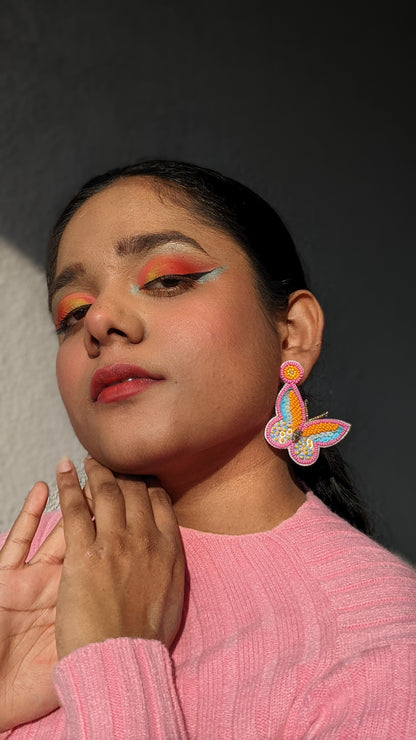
top-left (1, 1), bottom-right (415, 561)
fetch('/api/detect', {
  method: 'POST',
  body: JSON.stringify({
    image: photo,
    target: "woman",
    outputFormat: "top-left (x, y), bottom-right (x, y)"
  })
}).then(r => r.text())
top-left (0, 160), bottom-right (415, 738)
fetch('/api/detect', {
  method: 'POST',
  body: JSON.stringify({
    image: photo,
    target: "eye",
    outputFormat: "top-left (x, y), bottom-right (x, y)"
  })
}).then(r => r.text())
top-left (54, 292), bottom-right (95, 337)
top-left (141, 271), bottom-right (211, 296)
top-left (56, 303), bottom-right (92, 336)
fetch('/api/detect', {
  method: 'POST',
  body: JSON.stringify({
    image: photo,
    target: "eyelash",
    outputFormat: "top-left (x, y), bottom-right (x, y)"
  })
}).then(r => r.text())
top-left (141, 271), bottom-right (210, 295)
top-left (55, 272), bottom-right (210, 336)
top-left (56, 304), bottom-right (91, 336)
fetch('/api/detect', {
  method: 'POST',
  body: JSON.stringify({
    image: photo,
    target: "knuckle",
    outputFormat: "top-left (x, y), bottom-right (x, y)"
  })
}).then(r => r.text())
top-left (84, 544), bottom-right (104, 563)
top-left (67, 500), bottom-right (86, 518)
top-left (9, 534), bottom-right (32, 549)
top-left (110, 532), bottom-right (128, 555)
top-left (21, 508), bottom-right (41, 523)
top-left (91, 532), bottom-right (128, 557)
top-left (58, 475), bottom-right (75, 494)
top-left (95, 480), bottom-right (119, 499)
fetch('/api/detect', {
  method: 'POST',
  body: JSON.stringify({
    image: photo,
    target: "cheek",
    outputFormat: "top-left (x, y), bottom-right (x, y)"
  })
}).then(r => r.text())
top-left (166, 301), bottom-right (235, 354)
top-left (164, 294), bottom-right (275, 382)
top-left (56, 344), bottom-right (84, 405)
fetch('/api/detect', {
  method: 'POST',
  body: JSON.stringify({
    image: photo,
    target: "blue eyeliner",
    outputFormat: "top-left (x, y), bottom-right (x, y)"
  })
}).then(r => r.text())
top-left (197, 265), bottom-right (227, 283)
top-left (130, 265), bottom-right (227, 294)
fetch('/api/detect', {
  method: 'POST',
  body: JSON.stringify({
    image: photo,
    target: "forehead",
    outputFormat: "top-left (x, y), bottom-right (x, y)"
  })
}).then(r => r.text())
top-left (56, 179), bottom-right (246, 270)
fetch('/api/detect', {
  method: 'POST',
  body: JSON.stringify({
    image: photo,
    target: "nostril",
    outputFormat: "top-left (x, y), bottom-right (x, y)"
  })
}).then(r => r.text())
top-left (107, 328), bottom-right (128, 337)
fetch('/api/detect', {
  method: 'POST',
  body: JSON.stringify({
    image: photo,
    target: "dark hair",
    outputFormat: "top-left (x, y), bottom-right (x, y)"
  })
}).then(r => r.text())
top-left (46, 159), bottom-right (371, 535)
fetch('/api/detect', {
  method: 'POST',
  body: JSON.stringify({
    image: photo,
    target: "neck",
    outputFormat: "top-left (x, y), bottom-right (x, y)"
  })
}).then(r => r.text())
top-left (157, 439), bottom-right (306, 535)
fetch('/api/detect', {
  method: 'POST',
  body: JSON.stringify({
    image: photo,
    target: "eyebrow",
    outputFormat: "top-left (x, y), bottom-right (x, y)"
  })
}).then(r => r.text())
top-left (49, 230), bottom-right (207, 306)
top-left (49, 263), bottom-right (87, 308)
top-left (115, 230), bottom-right (207, 257)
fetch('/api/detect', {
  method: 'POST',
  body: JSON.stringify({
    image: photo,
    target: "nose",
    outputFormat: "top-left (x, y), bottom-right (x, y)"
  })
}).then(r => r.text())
top-left (83, 292), bottom-right (145, 357)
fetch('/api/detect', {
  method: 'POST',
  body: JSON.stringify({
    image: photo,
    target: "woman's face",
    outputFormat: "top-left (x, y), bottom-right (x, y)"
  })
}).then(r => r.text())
top-left (52, 179), bottom-right (283, 477)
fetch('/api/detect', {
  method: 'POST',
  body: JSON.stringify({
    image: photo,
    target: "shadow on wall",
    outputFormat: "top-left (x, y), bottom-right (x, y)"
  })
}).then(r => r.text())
top-left (0, 239), bottom-right (85, 530)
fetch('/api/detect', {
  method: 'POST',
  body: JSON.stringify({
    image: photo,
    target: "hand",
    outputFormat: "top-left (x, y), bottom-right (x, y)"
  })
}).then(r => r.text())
top-left (55, 458), bottom-right (185, 660)
top-left (0, 482), bottom-right (65, 731)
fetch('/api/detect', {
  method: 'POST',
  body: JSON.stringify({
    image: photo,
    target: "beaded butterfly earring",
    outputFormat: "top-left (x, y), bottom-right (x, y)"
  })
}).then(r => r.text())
top-left (264, 360), bottom-right (350, 466)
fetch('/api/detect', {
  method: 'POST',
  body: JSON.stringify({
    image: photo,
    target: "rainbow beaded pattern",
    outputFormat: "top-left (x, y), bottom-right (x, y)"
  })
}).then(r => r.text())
top-left (264, 361), bottom-right (350, 466)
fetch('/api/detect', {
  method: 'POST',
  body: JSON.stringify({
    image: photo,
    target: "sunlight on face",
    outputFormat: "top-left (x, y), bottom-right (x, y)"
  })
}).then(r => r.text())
top-left (53, 179), bottom-right (282, 478)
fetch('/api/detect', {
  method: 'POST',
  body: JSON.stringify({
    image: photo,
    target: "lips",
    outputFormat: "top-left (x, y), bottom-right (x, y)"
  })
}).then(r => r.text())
top-left (90, 363), bottom-right (161, 403)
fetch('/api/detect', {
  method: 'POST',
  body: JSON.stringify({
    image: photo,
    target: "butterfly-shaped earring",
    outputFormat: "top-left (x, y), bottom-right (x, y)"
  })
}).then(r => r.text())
top-left (264, 361), bottom-right (350, 466)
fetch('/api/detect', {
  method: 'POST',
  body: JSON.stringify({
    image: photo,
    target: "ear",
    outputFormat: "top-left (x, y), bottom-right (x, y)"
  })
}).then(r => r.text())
top-left (276, 290), bottom-right (324, 381)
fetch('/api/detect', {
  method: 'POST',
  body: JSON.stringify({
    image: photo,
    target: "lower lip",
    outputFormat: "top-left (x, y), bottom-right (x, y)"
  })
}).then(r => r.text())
top-left (96, 378), bottom-right (159, 404)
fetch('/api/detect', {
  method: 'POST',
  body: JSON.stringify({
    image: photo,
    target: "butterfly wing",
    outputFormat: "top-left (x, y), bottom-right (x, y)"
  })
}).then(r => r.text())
top-left (289, 419), bottom-right (351, 465)
top-left (265, 384), bottom-right (306, 449)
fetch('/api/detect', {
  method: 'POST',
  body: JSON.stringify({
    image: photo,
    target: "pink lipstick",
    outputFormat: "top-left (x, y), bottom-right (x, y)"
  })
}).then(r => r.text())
top-left (90, 363), bottom-right (161, 404)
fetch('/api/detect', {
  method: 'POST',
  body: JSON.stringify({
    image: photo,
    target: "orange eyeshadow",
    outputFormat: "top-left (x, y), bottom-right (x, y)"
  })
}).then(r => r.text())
top-left (55, 293), bottom-right (95, 328)
top-left (137, 256), bottom-right (217, 288)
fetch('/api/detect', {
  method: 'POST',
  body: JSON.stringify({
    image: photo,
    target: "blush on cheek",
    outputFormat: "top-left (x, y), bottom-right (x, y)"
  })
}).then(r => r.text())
top-left (55, 347), bottom-right (83, 412)
top-left (55, 351), bottom-right (70, 398)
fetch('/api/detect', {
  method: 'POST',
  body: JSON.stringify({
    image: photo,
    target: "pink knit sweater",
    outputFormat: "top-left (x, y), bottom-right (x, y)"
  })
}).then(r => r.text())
top-left (1, 492), bottom-right (415, 738)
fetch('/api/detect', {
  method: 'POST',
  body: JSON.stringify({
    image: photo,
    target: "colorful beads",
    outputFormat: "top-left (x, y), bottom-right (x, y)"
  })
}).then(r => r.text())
top-left (265, 359), bottom-right (351, 466)
top-left (280, 361), bottom-right (303, 385)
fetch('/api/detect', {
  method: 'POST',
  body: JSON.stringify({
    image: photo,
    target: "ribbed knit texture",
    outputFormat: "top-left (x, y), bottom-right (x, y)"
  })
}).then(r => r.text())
top-left (1, 492), bottom-right (415, 738)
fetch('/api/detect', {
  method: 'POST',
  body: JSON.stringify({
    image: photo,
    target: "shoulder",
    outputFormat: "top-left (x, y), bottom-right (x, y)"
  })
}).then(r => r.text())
top-left (282, 491), bottom-right (416, 579)
top-left (279, 492), bottom-right (416, 650)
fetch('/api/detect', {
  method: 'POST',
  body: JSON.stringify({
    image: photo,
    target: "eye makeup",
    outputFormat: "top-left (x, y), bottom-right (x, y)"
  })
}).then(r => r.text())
top-left (54, 292), bottom-right (95, 330)
top-left (136, 255), bottom-right (222, 289)
top-left (196, 266), bottom-right (227, 284)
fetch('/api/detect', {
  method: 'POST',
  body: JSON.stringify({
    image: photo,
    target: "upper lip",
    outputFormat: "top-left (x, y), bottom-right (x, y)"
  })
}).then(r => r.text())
top-left (90, 363), bottom-right (161, 401)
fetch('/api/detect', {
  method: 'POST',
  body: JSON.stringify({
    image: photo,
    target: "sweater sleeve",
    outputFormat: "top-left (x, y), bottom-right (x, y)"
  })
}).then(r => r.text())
top-left (1, 513), bottom-right (188, 738)
top-left (53, 637), bottom-right (188, 739)
top-left (291, 642), bottom-right (416, 739)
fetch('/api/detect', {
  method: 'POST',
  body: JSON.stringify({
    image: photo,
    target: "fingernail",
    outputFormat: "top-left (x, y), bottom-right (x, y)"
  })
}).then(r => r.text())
top-left (85, 453), bottom-right (92, 460)
top-left (57, 456), bottom-right (73, 474)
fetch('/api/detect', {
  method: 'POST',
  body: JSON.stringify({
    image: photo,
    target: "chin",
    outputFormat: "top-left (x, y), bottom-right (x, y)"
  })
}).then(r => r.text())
top-left (83, 437), bottom-right (174, 477)
top-left (87, 451), bottom-right (151, 476)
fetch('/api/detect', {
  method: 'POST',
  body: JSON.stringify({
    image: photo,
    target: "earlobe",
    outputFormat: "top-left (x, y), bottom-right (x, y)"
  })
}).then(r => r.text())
top-left (278, 290), bottom-right (324, 380)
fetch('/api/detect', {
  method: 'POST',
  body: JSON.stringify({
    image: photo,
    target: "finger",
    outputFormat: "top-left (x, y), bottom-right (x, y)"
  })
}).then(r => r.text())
top-left (57, 457), bottom-right (95, 547)
top-left (30, 516), bottom-right (65, 565)
top-left (146, 479), bottom-right (181, 542)
top-left (84, 457), bottom-right (127, 534)
top-left (82, 479), bottom-right (95, 516)
top-left (0, 481), bottom-right (49, 567)
top-left (118, 474), bottom-right (157, 529)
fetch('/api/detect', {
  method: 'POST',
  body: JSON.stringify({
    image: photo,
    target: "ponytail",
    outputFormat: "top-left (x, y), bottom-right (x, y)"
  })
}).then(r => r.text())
top-left (297, 446), bottom-right (372, 535)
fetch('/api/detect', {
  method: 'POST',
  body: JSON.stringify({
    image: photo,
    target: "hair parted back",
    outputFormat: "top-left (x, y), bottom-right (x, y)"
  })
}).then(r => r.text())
top-left (46, 158), bottom-right (371, 535)
top-left (47, 159), bottom-right (308, 313)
